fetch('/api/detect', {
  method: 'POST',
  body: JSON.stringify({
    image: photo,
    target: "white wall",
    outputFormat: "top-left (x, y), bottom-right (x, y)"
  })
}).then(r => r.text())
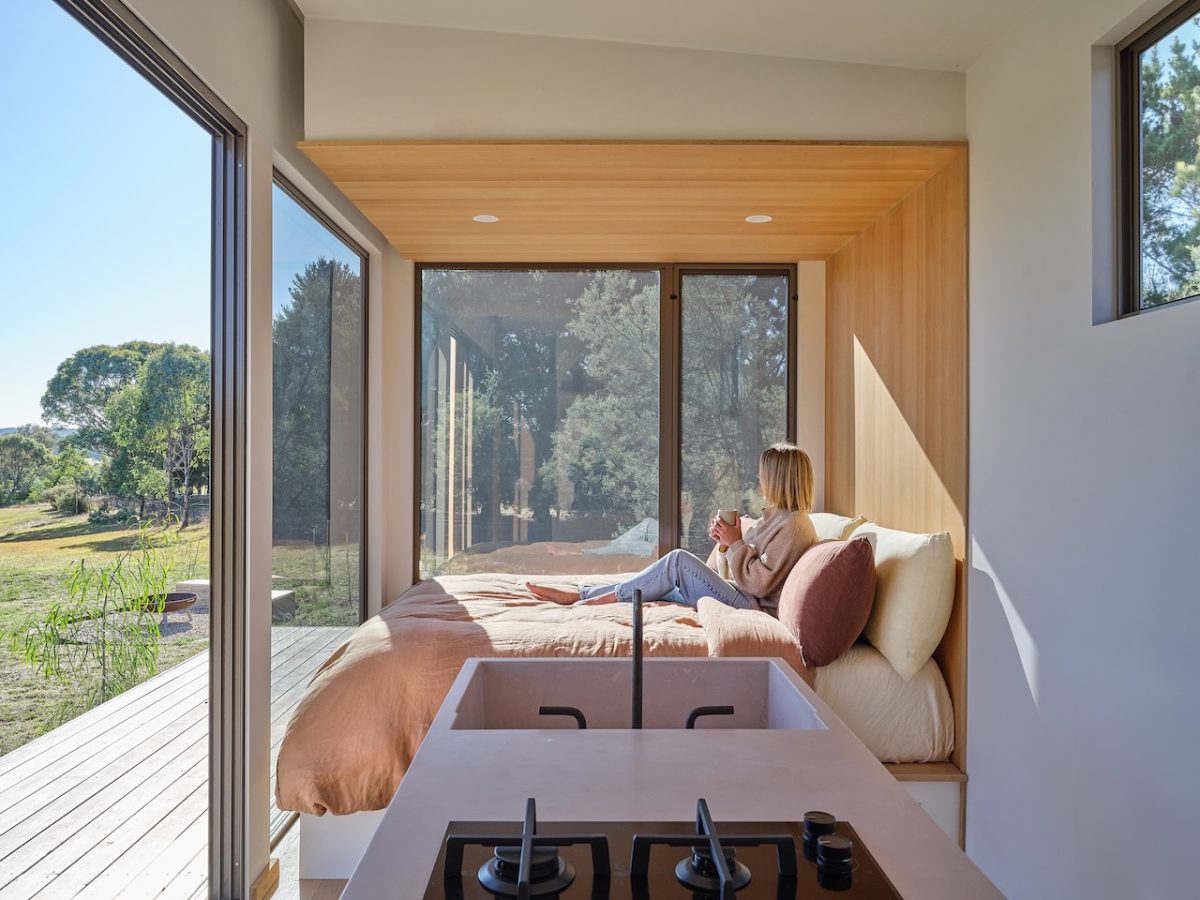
top-left (966, 1), bottom-right (1200, 896)
top-left (120, 0), bottom-right (401, 888)
top-left (304, 20), bottom-right (966, 140)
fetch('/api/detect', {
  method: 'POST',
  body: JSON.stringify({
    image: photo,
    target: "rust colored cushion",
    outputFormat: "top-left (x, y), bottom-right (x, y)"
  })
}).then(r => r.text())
top-left (777, 537), bottom-right (877, 669)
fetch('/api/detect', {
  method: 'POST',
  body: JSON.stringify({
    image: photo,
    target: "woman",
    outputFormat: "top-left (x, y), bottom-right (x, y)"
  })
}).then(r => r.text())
top-left (526, 443), bottom-right (817, 614)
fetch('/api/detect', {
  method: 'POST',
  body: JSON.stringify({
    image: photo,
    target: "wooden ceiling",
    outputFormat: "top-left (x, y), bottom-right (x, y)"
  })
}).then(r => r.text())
top-left (298, 141), bottom-right (966, 263)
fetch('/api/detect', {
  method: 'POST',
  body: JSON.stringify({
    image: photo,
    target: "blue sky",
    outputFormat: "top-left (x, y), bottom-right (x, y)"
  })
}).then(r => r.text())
top-left (0, 0), bottom-right (360, 428)
top-left (0, 0), bottom-right (210, 427)
top-left (273, 185), bottom-right (362, 318)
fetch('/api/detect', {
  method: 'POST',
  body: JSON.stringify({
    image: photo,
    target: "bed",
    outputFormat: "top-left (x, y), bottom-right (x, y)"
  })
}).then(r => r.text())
top-left (275, 569), bottom-right (955, 818)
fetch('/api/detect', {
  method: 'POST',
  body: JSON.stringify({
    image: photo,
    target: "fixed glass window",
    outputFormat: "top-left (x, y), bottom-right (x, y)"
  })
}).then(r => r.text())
top-left (418, 265), bottom-right (795, 579)
top-left (420, 269), bottom-right (662, 577)
top-left (271, 179), bottom-right (366, 625)
top-left (270, 178), bottom-right (366, 835)
top-left (679, 270), bottom-right (792, 555)
top-left (1120, 1), bottom-right (1200, 311)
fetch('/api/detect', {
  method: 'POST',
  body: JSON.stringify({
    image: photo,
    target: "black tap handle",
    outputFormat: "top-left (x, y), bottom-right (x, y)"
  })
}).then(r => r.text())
top-left (538, 705), bottom-right (588, 729)
top-left (685, 705), bottom-right (736, 729)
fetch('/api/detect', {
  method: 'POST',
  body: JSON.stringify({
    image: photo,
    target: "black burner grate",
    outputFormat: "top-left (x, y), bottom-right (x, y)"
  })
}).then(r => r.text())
top-left (630, 799), bottom-right (797, 899)
top-left (442, 798), bottom-right (610, 900)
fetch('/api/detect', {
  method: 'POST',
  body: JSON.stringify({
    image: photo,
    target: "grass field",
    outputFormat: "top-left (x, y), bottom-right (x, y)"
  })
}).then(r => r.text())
top-left (0, 503), bottom-right (361, 756)
top-left (0, 504), bottom-right (210, 755)
top-left (271, 540), bottom-right (361, 626)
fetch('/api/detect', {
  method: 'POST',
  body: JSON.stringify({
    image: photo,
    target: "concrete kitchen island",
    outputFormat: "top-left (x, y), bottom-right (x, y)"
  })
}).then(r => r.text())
top-left (334, 657), bottom-right (1000, 898)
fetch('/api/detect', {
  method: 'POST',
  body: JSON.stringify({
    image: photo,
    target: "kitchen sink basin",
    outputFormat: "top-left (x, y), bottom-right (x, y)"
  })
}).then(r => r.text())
top-left (447, 658), bottom-right (826, 731)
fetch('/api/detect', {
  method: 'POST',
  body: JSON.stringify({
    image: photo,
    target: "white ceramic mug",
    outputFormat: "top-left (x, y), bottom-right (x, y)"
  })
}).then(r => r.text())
top-left (716, 509), bottom-right (738, 548)
top-left (716, 509), bottom-right (738, 579)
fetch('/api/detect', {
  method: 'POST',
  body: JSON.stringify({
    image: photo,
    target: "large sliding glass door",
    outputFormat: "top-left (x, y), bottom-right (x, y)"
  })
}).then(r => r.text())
top-left (417, 265), bottom-right (794, 578)
top-left (0, 1), bottom-right (247, 897)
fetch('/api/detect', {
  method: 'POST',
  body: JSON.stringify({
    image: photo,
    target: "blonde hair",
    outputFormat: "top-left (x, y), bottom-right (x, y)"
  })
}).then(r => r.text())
top-left (758, 443), bottom-right (814, 512)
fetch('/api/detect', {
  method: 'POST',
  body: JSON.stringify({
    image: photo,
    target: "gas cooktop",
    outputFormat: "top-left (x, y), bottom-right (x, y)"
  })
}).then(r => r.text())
top-left (423, 798), bottom-right (903, 899)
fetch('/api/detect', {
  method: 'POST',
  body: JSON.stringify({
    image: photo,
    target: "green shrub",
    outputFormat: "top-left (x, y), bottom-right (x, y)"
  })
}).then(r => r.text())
top-left (42, 484), bottom-right (91, 515)
top-left (88, 504), bottom-right (131, 525)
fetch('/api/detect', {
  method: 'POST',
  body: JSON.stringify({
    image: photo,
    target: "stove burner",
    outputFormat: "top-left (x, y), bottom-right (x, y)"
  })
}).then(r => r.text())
top-left (674, 842), bottom-right (752, 893)
top-left (630, 799), bottom-right (797, 900)
top-left (442, 799), bottom-right (609, 900)
top-left (479, 845), bottom-right (575, 897)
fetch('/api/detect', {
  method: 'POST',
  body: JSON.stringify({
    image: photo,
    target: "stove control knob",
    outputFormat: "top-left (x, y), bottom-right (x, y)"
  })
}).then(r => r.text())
top-left (802, 811), bottom-right (837, 861)
top-left (817, 833), bottom-right (854, 891)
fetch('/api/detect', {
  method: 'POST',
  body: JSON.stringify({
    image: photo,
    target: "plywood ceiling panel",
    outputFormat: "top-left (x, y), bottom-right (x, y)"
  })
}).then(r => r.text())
top-left (299, 141), bottom-right (965, 262)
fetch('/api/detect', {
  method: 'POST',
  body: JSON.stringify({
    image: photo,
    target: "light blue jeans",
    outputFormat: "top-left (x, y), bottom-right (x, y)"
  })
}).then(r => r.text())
top-left (579, 549), bottom-right (756, 610)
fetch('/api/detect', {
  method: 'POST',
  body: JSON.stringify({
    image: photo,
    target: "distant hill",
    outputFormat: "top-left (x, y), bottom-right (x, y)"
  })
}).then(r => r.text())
top-left (0, 426), bottom-right (75, 439)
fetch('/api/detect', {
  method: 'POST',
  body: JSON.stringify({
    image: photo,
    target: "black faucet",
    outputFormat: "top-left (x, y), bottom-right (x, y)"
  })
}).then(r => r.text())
top-left (633, 589), bottom-right (736, 730)
top-left (632, 589), bottom-right (643, 729)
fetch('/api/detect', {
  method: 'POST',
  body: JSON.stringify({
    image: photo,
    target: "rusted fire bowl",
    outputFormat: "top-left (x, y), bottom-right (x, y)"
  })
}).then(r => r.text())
top-left (155, 592), bottom-right (199, 613)
top-left (144, 592), bottom-right (198, 625)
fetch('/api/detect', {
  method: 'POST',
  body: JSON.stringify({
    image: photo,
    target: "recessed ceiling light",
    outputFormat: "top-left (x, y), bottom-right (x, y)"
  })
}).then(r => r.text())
top-left (473, 214), bottom-right (500, 223)
top-left (745, 214), bottom-right (773, 224)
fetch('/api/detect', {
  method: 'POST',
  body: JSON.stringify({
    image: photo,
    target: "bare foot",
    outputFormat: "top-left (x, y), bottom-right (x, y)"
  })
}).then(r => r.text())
top-left (525, 583), bottom-right (581, 605)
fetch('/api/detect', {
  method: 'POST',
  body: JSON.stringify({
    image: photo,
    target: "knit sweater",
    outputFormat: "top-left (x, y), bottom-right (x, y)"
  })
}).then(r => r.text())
top-left (725, 507), bottom-right (817, 614)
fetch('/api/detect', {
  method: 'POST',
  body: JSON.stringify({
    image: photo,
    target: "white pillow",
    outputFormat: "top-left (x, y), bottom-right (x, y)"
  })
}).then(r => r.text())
top-left (814, 643), bottom-right (954, 763)
top-left (849, 522), bottom-right (955, 680)
top-left (809, 512), bottom-right (868, 541)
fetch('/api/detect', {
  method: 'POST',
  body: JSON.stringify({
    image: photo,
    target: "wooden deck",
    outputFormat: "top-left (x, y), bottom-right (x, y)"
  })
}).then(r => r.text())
top-left (0, 626), bottom-right (355, 899)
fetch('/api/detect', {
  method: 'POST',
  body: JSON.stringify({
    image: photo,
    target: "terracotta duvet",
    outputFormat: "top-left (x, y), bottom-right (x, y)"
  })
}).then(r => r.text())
top-left (275, 574), bottom-right (807, 816)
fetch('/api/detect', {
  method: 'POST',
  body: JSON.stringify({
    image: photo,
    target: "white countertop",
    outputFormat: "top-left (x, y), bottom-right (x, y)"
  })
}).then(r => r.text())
top-left (341, 657), bottom-right (1000, 899)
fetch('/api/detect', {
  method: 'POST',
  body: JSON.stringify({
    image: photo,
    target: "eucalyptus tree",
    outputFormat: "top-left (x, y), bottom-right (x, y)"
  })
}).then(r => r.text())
top-left (109, 344), bottom-right (210, 526)
top-left (0, 433), bottom-right (51, 504)
top-left (39, 341), bottom-right (158, 454)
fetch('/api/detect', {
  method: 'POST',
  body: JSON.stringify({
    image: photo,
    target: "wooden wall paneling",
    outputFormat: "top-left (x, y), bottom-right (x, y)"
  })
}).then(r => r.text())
top-left (298, 141), bottom-right (966, 263)
top-left (825, 243), bottom-right (856, 514)
top-left (824, 150), bottom-right (968, 780)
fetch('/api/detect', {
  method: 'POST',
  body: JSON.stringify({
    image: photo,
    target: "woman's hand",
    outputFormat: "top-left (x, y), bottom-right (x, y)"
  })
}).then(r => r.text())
top-left (711, 516), bottom-right (742, 547)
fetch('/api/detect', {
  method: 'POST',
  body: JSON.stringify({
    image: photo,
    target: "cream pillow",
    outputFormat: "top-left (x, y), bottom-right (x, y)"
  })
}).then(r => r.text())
top-left (849, 522), bottom-right (955, 680)
top-left (809, 512), bottom-right (868, 541)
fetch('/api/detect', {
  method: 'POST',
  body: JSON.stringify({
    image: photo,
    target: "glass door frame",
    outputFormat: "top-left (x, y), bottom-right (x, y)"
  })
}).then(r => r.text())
top-left (51, 1), bottom-right (250, 896)
top-left (412, 262), bottom-right (797, 580)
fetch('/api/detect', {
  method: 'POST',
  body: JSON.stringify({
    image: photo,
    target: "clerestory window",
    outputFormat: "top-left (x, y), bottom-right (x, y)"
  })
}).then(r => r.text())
top-left (1119, 0), bottom-right (1200, 312)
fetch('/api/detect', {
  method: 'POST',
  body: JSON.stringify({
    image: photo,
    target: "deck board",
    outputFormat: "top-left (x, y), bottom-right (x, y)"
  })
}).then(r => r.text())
top-left (0, 626), bottom-right (355, 899)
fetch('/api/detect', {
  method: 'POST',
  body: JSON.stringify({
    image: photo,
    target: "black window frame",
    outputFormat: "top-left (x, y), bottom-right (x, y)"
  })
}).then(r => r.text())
top-left (412, 262), bottom-right (798, 584)
top-left (1118, 0), bottom-right (1200, 316)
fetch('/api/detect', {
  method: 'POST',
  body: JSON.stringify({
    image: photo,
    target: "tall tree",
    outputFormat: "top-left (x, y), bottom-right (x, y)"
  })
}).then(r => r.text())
top-left (110, 344), bottom-right (210, 526)
top-left (273, 257), bottom-right (362, 541)
top-left (540, 271), bottom-right (660, 522)
top-left (40, 342), bottom-right (158, 453)
top-left (0, 434), bottom-right (51, 505)
top-left (1140, 27), bottom-right (1200, 305)
top-left (14, 424), bottom-right (58, 451)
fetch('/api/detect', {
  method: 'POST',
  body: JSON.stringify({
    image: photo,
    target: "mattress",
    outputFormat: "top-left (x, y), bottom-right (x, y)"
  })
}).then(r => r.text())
top-left (814, 641), bottom-right (954, 763)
